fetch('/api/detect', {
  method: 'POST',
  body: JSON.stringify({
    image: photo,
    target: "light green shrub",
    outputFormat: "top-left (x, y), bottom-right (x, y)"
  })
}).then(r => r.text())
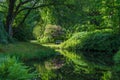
top-left (39, 36), bottom-right (54, 44)
top-left (61, 32), bottom-right (88, 50)
top-left (39, 24), bottom-right (65, 43)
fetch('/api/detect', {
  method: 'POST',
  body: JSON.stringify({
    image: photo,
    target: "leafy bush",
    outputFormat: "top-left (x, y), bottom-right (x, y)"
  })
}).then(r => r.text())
top-left (81, 30), bottom-right (119, 51)
top-left (33, 24), bottom-right (45, 39)
top-left (0, 56), bottom-right (35, 80)
top-left (61, 29), bottom-right (120, 52)
top-left (39, 24), bottom-right (65, 43)
top-left (61, 32), bottom-right (88, 50)
top-left (38, 36), bottom-right (54, 44)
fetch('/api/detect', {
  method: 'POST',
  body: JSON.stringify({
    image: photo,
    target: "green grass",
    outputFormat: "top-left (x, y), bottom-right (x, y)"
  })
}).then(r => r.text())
top-left (42, 43), bottom-right (60, 49)
top-left (31, 40), bottom-right (60, 49)
top-left (0, 42), bottom-right (57, 61)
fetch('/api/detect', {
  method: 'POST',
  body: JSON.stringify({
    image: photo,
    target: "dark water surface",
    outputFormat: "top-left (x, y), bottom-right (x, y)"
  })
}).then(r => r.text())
top-left (32, 50), bottom-right (115, 80)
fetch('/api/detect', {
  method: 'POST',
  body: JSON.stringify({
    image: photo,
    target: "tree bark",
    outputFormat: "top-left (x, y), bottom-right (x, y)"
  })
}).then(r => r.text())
top-left (5, 0), bottom-right (16, 38)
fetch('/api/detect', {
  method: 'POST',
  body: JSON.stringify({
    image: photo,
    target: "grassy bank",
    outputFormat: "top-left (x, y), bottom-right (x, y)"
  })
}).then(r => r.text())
top-left (0, 42), bottom-right (57, 61)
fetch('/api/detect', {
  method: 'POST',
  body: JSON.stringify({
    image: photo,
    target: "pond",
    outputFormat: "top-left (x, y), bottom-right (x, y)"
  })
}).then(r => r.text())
top-left (30, 50), bottom-right (116, 80)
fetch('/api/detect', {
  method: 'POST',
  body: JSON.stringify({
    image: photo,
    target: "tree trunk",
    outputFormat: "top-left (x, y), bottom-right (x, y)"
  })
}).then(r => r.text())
top-left (6, 16), bottom-right (14, 37)
top-left (5, 0), bottom-right (16, 38)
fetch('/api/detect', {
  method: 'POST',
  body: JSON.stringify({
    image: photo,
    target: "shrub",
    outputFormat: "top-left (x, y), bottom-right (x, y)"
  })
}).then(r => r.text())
top-left (33, 24), bottom-right (45, 39)
top-left (61, 29), bottom-right (120, 52)
top-left (0, 56), bottom-right (35, 80)
top-left (39, 36), bottom-right (54, 44)
top-left (39, 24), bottom-right (65, 43)
top-left (61, 32), bottom-right (88, 50)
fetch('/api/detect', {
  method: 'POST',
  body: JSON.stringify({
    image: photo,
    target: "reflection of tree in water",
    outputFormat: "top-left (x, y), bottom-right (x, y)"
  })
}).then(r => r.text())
top-left (36, 50), bottom-right (115, 80)
top-left (55, 61), bottom-right (103, 80)
top-left (81, 51), bottom-right (114, 66)
top-left (54, 50), bottom-right (105, 80)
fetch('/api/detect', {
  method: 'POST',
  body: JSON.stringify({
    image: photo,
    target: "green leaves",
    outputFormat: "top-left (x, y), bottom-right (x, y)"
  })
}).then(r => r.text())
top-left (61, 29), bottom-right (120, 52)
top-left (0, 56), bottom-right (35, 80)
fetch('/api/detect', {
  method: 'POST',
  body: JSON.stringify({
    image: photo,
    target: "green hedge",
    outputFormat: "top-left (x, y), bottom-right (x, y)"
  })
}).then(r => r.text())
top-left (61, 29), bottom-right (120, 52)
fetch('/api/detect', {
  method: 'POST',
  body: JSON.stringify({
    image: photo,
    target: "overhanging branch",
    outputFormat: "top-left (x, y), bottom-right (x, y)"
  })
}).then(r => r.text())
top-left (17, 3), bottom-right (73, 14)
top-left (15, 0), bottom-right (33, 15)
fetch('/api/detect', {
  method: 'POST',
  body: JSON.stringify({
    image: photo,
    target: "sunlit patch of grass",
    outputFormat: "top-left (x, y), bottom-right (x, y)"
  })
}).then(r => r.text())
top-left (0, 42), bottom-right (56, 61)
top-left (42, 43), bottom-right (60, 49)
top-left (30, 40), bottom-right (60, 49)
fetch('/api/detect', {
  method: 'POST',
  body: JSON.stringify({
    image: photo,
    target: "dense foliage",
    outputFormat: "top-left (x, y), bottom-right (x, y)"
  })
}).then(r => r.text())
top-left (61, 29), bottom-right (120, 52)
top-left (0, 56), bottom-right (35, 80)
top-left (0, 0), bottom-right (120, 80)
top-left (38, 25), bottom-right (65, 43)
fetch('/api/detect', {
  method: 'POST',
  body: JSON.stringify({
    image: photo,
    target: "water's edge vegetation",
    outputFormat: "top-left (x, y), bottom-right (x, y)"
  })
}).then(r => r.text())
top-left (0, 40), bottom-right (120, 80)
top-left (1, 0), bottom-right (120, 80)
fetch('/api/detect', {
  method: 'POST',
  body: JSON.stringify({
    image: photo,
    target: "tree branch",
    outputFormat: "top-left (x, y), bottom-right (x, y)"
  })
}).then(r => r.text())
top-left (14, 0), bottom-right (33, 15)
top-left (17, 3), bottom-right (73, 14)
top-left (17, 1), bottom-right (38, 27)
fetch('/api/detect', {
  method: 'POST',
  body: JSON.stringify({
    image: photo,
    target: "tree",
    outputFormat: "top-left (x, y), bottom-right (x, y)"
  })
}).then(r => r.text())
top-left (0, 0), bottom-right (72, 40)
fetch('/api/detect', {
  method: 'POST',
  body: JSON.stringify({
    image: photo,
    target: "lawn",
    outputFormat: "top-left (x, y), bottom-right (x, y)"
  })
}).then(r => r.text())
top-left (0, 42), bottom-right (57, 62)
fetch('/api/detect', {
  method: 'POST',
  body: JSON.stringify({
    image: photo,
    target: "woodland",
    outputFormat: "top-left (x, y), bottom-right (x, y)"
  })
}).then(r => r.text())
top-left (0, 0), bottom-right (120, 80)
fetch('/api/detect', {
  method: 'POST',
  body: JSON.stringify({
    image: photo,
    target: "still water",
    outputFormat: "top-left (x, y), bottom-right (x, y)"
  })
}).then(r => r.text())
top-left (32, 50), bottom-right (116, 80)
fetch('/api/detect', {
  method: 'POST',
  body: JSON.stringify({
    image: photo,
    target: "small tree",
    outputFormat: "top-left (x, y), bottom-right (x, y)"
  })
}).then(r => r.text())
top-left (43, 24), bottom-right (65, 43)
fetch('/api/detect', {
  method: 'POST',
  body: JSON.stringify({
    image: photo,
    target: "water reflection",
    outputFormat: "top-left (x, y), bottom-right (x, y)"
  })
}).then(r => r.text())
top-left (81, 51), bottom-right (114, 66)
top-left (34, 50), bottom-right (114, 80)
